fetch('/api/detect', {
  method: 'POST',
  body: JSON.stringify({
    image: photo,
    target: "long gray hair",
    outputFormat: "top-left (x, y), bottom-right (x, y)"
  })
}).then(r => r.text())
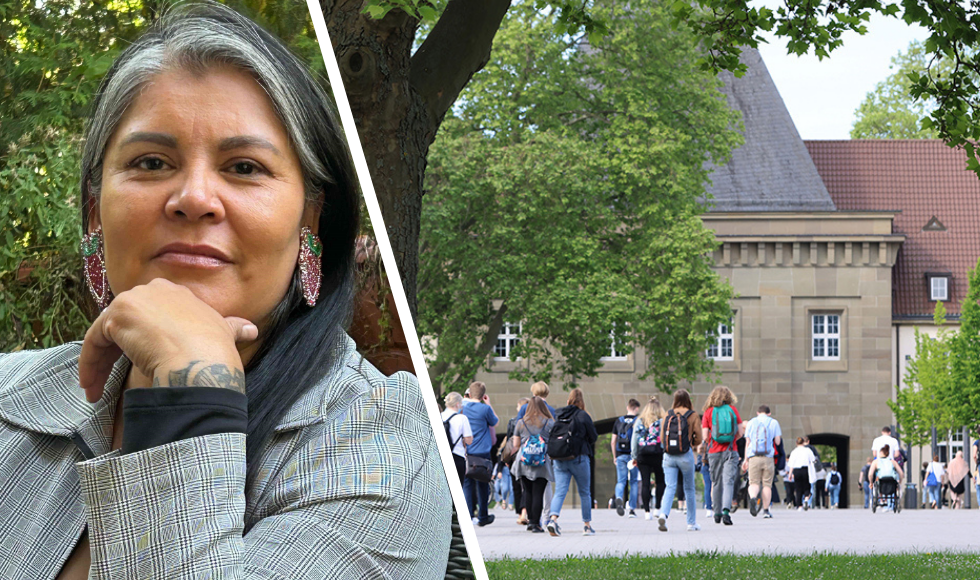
top-left (80, 2), bottom-right (360, 503)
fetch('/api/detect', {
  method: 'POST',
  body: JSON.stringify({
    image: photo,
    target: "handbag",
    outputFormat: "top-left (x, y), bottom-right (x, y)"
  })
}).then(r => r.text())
top-left (465, 455), bottom-right (494, 483)
top-left (499, 434), bottom-right (518, 465)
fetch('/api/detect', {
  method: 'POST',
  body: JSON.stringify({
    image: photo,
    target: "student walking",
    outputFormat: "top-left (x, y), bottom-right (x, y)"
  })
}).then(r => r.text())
top-left (631, 397), bottom-right (667, 519)
top-left (505, 398), bottom-right (530, 523)
top-left (611, 399), bottom-right (641, 517)
top-left (743, 405), bottom-right (782, 519)
top-left (546, 389), bottom-right (598, 537)
top-left (825, 463), bottom-right (842, 508)
top-left (701, 386), bottom-right (743, 525)
top-left (655, 389), bottom-right (702, 532)
top-left (511, 397), bottom-right (555, 533)
top-left (925, 455), bottom-right (945, 509)
top-left (461, 381), bottom-right (499, 526)
top-left (788, 437), bottom-right (816, 510)
top-left (442, 392), bottom-right (473, 484)
top-left (860, 457), bottom-right (873, 509)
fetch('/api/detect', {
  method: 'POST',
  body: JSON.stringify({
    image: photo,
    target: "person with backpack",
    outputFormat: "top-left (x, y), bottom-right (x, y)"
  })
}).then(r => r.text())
top-left (611, 399), bottom-right (641, 517)
top-left (824, 463), bottom-right (842, 508)
top-left (804, 437), bottom-right (824, 509)
top-left (701, 386), bottom-right (744, 525)
top-left (655, 389), bottom-right (703, 532)
top-left (630, 397), bottom-right (668, 519)
top-left (925, 454), bottom-right (946, 509)
top-left (510, 397), bottom-right (555, 533)
top-left (546, 388), bottom-right (598, 537)
top-left (743, 405), bottom-right (782, 519)
top-left (442, 391), bottom-right (473, 485)
top-left (506, 397), bottom-right (530, 523)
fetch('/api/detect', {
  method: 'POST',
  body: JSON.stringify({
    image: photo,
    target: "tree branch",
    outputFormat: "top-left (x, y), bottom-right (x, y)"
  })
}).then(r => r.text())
top-left (410, 0), bottom-right (512, 130)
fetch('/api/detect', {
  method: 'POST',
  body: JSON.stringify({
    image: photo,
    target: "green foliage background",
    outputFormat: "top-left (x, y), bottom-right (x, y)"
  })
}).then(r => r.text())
top-left (0, 0), bottom-right (324, 351)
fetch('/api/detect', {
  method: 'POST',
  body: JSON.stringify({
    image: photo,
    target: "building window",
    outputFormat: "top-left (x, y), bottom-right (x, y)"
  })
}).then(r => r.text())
top-left (930, 276), bottom-right (948, 301)
top-left (601, 327), bottom-right (627, 361)
top-left (812, 314), bottom-right (840, 361)
top-left (494, 322), bottom-right (521, 360)
top-left (707, 318), bottom-right (734, 361)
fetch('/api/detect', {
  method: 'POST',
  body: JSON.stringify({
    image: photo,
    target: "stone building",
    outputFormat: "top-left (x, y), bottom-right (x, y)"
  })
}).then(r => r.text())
top-left (476, 49), bottom-right (978, 510)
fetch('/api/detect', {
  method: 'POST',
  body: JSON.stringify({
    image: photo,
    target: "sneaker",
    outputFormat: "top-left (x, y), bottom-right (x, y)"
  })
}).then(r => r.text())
top-left (546, 520), bottom-right (561, 537)
top-left (628, 510), bottom-right (637, 518)
top-left (615, 497), bottom-right (625, 517)
top-left (804, 503), bottom-right (810, 512)
top-left (644, 511), bottom-right (653, 521)
top-left (797, 506), bottom-right (803, 511)
top-left (657, 515), bottom-right (667, 532)
top-left (763, 510), bottom-right (773, 519)
top-left (472, 517), bottom-right (480, 526)
top-left (722, 513), bottom-right (733, 526)
top-left (530, 524), bottom-right (545, 533)
top-left (526, 524), bottom-right (535, 531)
top-left (714, 512), bottom-right (722, 524)
top-left (582, 525), bottom-right (596, 536)
top-left (749, 495), bottom-right (761, 517)
top-left (478, 515), bottom-right (495, 527)
top-left (705, 509), bottom-right (713, 519)
top-left (687, 523), bottom-right (701, 531)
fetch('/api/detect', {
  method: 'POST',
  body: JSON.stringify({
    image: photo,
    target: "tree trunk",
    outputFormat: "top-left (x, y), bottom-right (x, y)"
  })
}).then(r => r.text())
top-left (322, 0), bottom-right (512, 320)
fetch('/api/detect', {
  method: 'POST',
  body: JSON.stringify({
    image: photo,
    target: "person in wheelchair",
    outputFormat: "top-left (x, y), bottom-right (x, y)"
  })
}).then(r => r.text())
top-left (870, 444), bottom-right (904, 512)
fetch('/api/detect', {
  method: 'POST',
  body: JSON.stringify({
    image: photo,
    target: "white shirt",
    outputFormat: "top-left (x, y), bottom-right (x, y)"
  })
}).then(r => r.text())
top-left (871, 434), bottom-right (900, 458)
top-left (788, 446), bottom-right (817, 482)
top-left (441, 408), bottom-right (472, 457)
top-left (926, 461), bottom-right (945, 484)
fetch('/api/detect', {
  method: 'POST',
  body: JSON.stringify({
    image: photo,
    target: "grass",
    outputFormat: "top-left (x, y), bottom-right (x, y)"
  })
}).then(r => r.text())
top-left (485, 552), bottom-right (980, 579)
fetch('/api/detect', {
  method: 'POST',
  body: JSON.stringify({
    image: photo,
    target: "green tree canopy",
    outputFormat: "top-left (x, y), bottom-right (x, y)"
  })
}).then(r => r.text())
top-left (950, 258), bottom-right (980, 436)
top-left (851, 40), bottom-right (946, 139)
top-left (418, 1), bottom-right (740, 394)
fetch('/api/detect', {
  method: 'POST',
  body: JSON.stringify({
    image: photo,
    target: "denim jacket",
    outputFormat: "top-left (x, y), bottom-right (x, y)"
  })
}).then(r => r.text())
top-left (0, 335), bottom-right (450, 579)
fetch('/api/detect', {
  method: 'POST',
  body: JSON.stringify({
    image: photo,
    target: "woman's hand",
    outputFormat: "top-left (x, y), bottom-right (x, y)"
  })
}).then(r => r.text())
top-left (78, 278), bottom-right (258, 403)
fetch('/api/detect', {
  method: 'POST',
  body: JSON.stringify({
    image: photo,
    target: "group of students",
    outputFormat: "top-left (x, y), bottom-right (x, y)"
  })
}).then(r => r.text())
top-left (610, 386), bottom-right (786, 529)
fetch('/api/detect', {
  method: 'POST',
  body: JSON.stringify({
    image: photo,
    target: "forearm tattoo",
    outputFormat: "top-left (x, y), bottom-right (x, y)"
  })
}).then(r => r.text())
top-left (153, 360), bottom-right (247, 394)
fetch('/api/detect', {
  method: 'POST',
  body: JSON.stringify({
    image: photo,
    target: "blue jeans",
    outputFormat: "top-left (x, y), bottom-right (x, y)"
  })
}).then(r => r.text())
top-left (808, 482), bottom-right (816, 508)
top-left (927, 484), bottom-right (941, 508)
top-left (827, 484), bottom-right (840, 507)
top-left (494, 465), bottom-right (513, 505)
top-left (551, 455), bottom-right (592, 522)
top-left (463, 452), bottom-right (491, 522)
top-left (615, 454), bottom-right (639, 510)
top-left (702, 462), bottom-right (713, 510)
top-left (862, 481), bottom-right (871, 508)
top-left (662, 450), bottom-right (697, 526)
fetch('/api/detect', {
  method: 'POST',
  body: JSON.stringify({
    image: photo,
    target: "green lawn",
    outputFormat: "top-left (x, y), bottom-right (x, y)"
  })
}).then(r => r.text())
top-left (485, 552), bottom-right (980, 579)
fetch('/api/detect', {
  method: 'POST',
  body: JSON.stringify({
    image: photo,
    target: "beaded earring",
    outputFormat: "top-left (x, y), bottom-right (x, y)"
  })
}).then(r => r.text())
top-left (80, 227), bottom-right (113, 310)
top-left (298, 226), bottom-right (322, 307)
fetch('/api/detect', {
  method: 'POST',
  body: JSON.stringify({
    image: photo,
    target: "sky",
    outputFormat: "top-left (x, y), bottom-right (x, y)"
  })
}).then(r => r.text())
top-left (754, 11), bottom-right (929, 140)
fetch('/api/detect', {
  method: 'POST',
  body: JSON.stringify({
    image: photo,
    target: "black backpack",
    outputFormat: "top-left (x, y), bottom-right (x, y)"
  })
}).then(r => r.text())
top-left (615, 416), bottom-right (635, 455)
top-left (664, 409), bottom-right (694, 455)
top-left (547, 406), bottom-right (581, 460)
top-left (830, 472), bottom-right (840, 486)
top-left (443, 412), bottom-right (462, 449)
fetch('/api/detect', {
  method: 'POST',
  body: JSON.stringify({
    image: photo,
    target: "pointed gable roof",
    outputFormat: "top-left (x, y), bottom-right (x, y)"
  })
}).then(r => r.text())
top-left (705, 48), bottom-right (836, 212)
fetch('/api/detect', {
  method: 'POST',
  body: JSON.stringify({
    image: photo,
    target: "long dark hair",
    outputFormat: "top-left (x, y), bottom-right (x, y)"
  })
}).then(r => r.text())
top-left (80, 3), bottom-right (359, 494)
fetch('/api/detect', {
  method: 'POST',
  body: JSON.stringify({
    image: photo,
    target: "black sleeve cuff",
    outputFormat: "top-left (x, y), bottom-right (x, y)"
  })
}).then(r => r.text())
top-left (121, 387), bottom-right (248, 455)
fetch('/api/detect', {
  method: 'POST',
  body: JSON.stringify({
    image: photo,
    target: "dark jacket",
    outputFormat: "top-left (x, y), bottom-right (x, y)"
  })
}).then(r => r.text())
top-left (553, 405), bottom-right (598, 458)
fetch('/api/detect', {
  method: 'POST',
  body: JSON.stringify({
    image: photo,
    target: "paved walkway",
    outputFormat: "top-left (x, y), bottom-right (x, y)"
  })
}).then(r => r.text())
top-left (475, 506), bottom-right (980, 560)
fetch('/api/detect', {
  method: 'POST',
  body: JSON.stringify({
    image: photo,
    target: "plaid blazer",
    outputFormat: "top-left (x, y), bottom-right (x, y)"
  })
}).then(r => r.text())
top-left (0, 335), bottom-right (451, 579)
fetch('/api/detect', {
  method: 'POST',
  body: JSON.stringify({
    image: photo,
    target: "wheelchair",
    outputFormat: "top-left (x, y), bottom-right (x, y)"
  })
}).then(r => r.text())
top-left (871, 476), bottom-right (902, 513)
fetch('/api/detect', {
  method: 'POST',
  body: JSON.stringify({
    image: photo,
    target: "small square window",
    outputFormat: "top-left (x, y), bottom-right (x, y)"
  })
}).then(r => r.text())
top-left (930, 277), bottom-right (948, 301)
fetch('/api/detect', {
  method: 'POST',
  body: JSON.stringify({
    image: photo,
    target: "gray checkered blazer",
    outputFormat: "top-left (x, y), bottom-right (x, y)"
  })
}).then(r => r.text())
top-left (0, 335), bottom-right (451, 579)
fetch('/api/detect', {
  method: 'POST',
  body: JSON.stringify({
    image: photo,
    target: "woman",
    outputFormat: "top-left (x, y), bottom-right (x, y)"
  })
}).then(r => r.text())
top-left (443, 391), bottom-right (473, 484)
top-left (925, 454), bottom-right (946, 509)
top-left (787, 437), bottom-right (816, 510)
top-left (655, 389), bottom-right (702, 532)
top-left (630, 397), bottom-right (667, 520)
top-left (0, 5), bottom-right (450, 579)
top-left (870, 444), bottom-right (904, 511)
top-left (546, 388), bottom-right (598, 537)
top-left (947, 451), bottom-right (969, 509)
top-left (511, 396), bottom-right (554, 533)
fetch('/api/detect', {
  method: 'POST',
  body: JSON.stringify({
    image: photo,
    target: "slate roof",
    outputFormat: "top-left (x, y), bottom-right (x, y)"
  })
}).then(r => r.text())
top-left (705, 48), bottom-right (836, 212)
top-left (806, 140), bottom-right (980, 319)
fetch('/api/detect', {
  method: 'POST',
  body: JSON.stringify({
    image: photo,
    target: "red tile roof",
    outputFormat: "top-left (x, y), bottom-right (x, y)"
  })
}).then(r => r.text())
top-left (805, 140), bottom-right (980, 319)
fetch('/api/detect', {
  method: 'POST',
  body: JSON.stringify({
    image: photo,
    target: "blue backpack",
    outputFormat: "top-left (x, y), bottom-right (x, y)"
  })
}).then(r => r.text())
top-left (520, 421), bottom-right (548, 467)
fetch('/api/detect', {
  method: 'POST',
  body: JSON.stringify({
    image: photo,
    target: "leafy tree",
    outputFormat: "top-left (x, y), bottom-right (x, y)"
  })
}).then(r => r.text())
top-left (675, 1), bottom-right (980, 172)
top-left (950, 258), bottom-right (980, 435)
top-left (851, 40), bottom-right (946, 139)
top-left (418, 1), bottom-right (740, 394)
top-left (890, 302), bottom-right (955, 448)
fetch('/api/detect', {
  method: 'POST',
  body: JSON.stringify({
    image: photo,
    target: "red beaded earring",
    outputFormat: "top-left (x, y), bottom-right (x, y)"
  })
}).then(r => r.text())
top-left (80, 227), bottom-right (113, 310)
top-left (298, 226), bottom-right (322, 307)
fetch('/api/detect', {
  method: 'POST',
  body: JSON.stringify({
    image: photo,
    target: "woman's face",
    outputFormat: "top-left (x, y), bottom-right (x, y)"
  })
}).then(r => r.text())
top-left (96, 65), bottom-right (312, 335)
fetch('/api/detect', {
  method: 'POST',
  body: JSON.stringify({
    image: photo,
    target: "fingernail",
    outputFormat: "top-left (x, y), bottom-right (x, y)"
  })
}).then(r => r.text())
top-left (243, 324), bottom-right (259, 341)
